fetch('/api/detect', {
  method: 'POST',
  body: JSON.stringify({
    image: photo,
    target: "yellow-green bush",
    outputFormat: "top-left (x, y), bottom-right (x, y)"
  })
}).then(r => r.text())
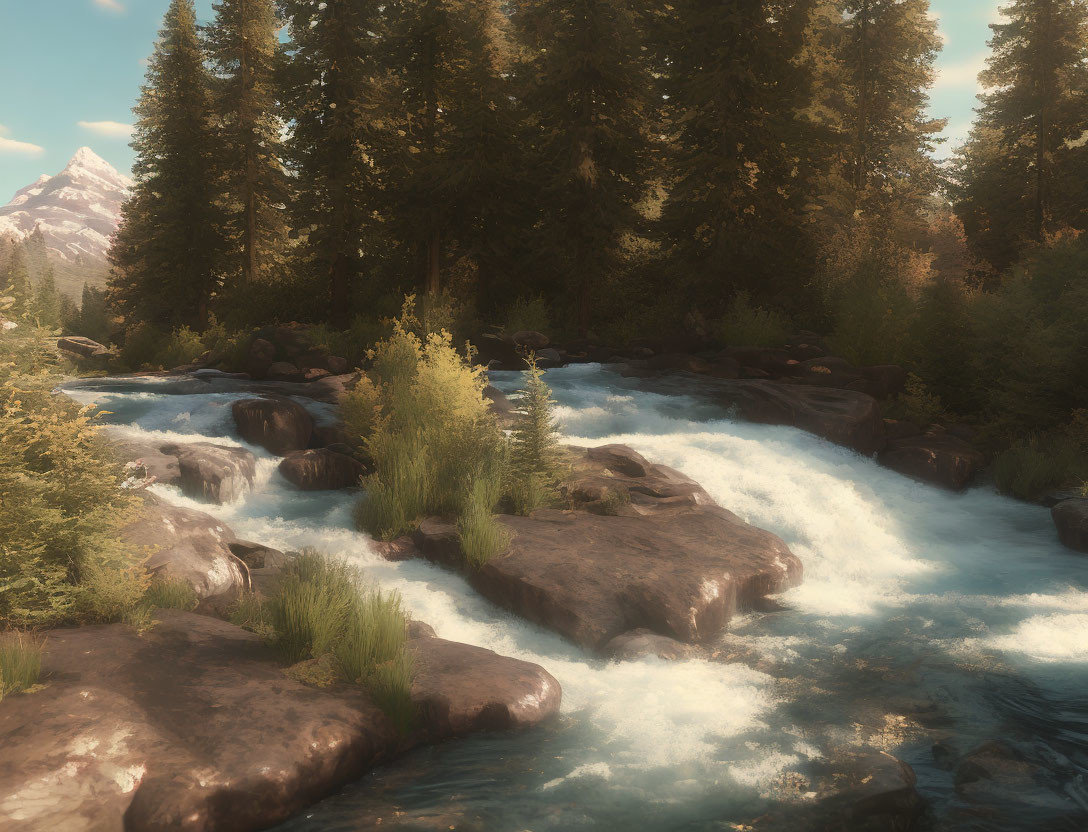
top-left (0, 328), bottom-right (146, 628)
top-left (351, 298), bottom-right (508, 544)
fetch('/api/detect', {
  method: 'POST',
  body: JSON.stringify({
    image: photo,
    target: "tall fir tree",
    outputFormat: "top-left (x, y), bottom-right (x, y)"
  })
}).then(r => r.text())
top-left (953, 0), bottom-right (1088, 270)
top-left (2, 241), bottom-right (32, 315)
top-left (280, 0), bottom-right (388, 327)
top-left (205, 0), bottom-right (290, 305)
top-left (657, 0), bottom-right (817, 309)
top-left (108, 0), bottom-right (223, 330)
top-left (382, 0), bottom-right (520, 300)
top-left (31, 268), bottom-right (63, 329)
top-left (513, 0), bottom-right (655, 334)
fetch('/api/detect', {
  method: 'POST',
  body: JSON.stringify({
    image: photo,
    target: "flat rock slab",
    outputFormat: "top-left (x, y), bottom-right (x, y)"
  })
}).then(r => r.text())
top-left (1052, 498), bottom-right (1088, 553)
top-left (626, 370), bottom-right (886, 455)
top-left (877, 432), bottom-right (986, 491)
top-left (0, 611), bottom-right (560, 832)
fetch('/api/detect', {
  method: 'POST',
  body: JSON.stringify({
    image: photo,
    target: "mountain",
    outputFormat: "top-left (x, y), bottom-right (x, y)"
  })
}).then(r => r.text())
top-left (0, 147), bottom-right (132, 301)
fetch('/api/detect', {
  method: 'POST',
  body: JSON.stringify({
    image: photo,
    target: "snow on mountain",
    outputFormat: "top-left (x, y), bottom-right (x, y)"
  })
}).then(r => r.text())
top-left (0, 147), bottom-right (132, 266)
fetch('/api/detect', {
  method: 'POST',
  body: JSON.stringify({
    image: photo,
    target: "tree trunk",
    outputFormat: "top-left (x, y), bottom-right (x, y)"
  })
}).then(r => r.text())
top-left (242, 0), bottom-right (257, 285)
top-left (330, 252), bottom-right (350, 329)
top-left (426, 229), bottom-right (441, 296)
top-left (854, 4), bottom-right (870, 195)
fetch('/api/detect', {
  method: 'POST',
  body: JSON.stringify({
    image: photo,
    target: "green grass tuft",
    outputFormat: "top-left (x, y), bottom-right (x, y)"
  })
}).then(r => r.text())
top-left (0, 631), bottom-right (44, 700)
top-left (144, 577), bottom-right (198, 611)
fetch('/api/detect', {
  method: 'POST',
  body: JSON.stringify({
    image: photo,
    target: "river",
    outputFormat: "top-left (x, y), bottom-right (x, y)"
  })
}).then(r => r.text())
top-left (63, 364), bottom-right (1088, 831)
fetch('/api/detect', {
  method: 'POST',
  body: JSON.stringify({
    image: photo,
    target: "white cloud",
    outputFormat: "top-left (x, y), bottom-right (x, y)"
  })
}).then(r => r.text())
top-left (0, 134), bottom-right (45, 156)
top-left (77, 120), bottom-right (134, 139)
top-left (93, 0), bottom-right (125, 12)
top-left (933, 52), bottom-right (989, 93)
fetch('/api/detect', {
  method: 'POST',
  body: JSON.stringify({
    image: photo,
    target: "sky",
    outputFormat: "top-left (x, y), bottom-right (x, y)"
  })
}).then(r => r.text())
top-left (0, 0), bottom-right (1005, 202)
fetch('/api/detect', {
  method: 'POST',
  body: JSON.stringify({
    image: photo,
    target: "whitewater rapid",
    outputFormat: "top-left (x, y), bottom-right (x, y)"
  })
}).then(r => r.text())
top-left (63, 364), bottom-right (1088, 830)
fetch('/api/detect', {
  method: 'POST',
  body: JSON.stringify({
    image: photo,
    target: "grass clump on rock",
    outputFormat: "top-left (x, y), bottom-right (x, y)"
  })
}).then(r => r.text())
top-left (342, 297), bottom-right (508, 565)
top-left (260, 550), bottom-right (416, 731)
top-left (0, 631), bottom-right (44, 700)
top-left (143, 577), bottom-right (199, 612)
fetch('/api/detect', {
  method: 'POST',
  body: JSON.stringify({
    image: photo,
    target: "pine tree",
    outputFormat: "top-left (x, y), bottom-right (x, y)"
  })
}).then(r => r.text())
top-left (31, 268), bottom-right (62, 328)
top-left (280, 0), bottom-right (388, 327)
top-left (508, 352), bottom-right (562, 515)
top-left (205, 0), bottom-right (290, 301)
top-left (513, 0), bottom-right (655, 334)
top-left (382, 0), bottom-right (520, 299)
top-left (954, 0), bottom-right (1088, 268)
top-left (108, 0), bottom-right (223, 330)
top-left (657, 0), bottom-right (817, 308)
top-left (2, 241), bottom-right (32, 315)
top-left (815, 0), bottom-right (945, 226)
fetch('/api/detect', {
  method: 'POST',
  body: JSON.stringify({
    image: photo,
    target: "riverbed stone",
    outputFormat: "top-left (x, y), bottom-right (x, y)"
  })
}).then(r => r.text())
top-left (279, 448), bottom-right (366, 490)
top-left (1052, 498), bottom-right (1088, 553)
top-left (877, 431), bottom-right (986, 491)
top-left (120, 494), bottom-right (249, 601)
top-left (162, 441), bottom-right (256, 504)
top-left (0, 611), bottom-right (560, 832)
top-left (604, 629), bottom-right (698, 661)
top-left (231, 396), bottom-right (314, 455)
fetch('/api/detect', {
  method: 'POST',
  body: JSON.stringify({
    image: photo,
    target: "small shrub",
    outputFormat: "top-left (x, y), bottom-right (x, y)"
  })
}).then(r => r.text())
top-left (157, 326), bottom-right (206, 369)
top-left (267, 550), bottom-right (358, 663)
top-left (144, 577), bottom-right (198, 611)
top-left (993, 434), bottom-right (1088, 501)
top-left (507, 353), bottom-right (564, 516)
top-left (74, 554), bottom-right (152, 623)
top-left (229, 592), bottom-right (274, 640)
top-left (118, 321), bottom-right (167, 370)
top-left (502, 294), bottom-right (551, 336)
top-left (883, 373), bottom-right (946, 427)
top-left (588, 488), bottom-right (631, 516)
top-left (0, 631), bottom-right (43, 700)
top-left (718, 291), bottom-right (790, 348)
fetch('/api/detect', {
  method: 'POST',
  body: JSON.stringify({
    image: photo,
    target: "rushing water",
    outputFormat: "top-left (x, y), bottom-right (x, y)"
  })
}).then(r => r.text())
top-left (63, 365), bottom-right (1088, 831)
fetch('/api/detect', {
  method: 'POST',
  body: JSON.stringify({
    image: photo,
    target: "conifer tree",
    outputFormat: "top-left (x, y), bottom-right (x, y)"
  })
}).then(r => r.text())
top-left (31, 269), bottom-right (62, 328)
top-left (508, 353), bottom-right (562, 515)
top-left (2, 241), bottom-right (32, 315)
top-left (954, 0), bottom-right (1088, 267)
top-left (108, 0), bottom-right (223, 330)
top-left (513, 0), bottom-right (654, 334)
top-left (658, 0), bottom-right (817, 307)
top-left (205, 0), bottom-right (290, 298)
top-left (382, 0), bottom-right (519, 299)
top-left (280, 0), bottom-right (387, 326)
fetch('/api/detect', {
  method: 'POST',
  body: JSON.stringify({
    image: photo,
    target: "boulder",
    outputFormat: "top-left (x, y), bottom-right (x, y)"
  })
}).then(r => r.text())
top-left (604, 629), bottom-right (697, 661)
top-left (120, 495), bottom-right (249, 601)
top-left (266, 361), bottom-right (304, 382)
top-left (279, 448), bottom-right (366, 491)
top-left (0, 611), bottom-right (560, 832)
top-left (861, 364), bottom-right (908, 398)
top-left (231, 396), bottom-right (314, 455)
top-left (483, 385), bottom-right (517, 428)
top-left (162, 442), bottom-right (256, 504)
top-left (472, 334), bottom-right (522, 370)
top-left (57, 335), bottom-right (111, 359)
top-left (954, 741), bottom-right (1038, 797)
top-left (111, 437), bottom-right (181, 485)
top-left (1052, 498), bottom-right (1088, 553)
top-left (878, 432), bottom-right (986, 490)
top-left (228, 540), bottom-right (287, 595)
top-left (725, 347), bottom-right (800, 377)
top-left (535, 347), bottom-right (562, 368)
top-left (244, 337), bottom-right (276, 379)
top-left (408, 446), bottom-right (800, 651)
top-left (303, 367), bottom-right (331, 382)
top-left (510, 330), bottom-right (550, 350)
top-left (631, 373), bottom-right (887, 455)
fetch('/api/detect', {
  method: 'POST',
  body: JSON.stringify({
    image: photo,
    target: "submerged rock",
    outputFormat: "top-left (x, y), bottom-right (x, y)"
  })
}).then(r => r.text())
top-left (1052, 498), bottom-right (1088, 553)
top-left (231, 396), bottom-right (314, 455)
top-left (604, 628), bottom-right (698, 661)
top-left (0, 611), bottom-right (560, 832)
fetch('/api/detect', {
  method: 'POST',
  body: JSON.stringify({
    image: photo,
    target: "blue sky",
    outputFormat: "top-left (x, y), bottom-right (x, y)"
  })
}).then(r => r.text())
top-left (0, 0), bottom-right (1003, 201)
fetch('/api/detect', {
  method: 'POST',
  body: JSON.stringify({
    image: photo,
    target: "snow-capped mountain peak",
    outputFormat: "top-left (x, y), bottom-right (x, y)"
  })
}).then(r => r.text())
top-left (0, 147), bottom-right (132, 266)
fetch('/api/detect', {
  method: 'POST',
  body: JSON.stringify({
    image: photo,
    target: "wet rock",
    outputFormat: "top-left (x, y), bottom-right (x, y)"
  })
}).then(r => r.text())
top-left (120, 494), bottom-right (249, 600)
top-left (883, 419), bottom-right (923, 441)
top-left (472, 333), bottom-right (522, 370)
top-left (0, 611), bottom-right (560, 832)
top-left (955, 740), bottom-right (1038, 797)
top-left (231, 396), bottom-right (314, 455)
top-left (57, 335), bottom-right (111, 359)
top-left (244, 337), bottom-right (276, 378)
top-left (483, 384), bottom-right (517, 428)
top-left (266, 361), bottom-right (304, 382)
top-left (725, 347), bottom-right (800, 377)
top-left (111, 437), bottom-right (181, 485)
top-left (586, 443), bottom-right (651, 478)
top-left (510, 330), bottom-right (550, 350)
top-left (1052, 498), bottom-right (1088, 553)
top-left (228, 540), bottom-right (286, 595)
top-left (279, 448), bottom-right (366, 491)
top-left (535, 347), bottom-right (562, 368)
top-left (163, 442), bottom-right (256, 504)
top-left (604, 629), bottom-right (697, 660)
top-left (631, 373), bottom-right (887, 455)
top-left (878, 431), bottom-right (986, 490)
top-left (411, 636), bottom-right (561, 738)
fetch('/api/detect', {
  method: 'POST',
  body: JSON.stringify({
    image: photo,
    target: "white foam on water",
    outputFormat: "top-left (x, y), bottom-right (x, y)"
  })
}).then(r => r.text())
top-left (983, 613), bottom-right (1088, 663)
